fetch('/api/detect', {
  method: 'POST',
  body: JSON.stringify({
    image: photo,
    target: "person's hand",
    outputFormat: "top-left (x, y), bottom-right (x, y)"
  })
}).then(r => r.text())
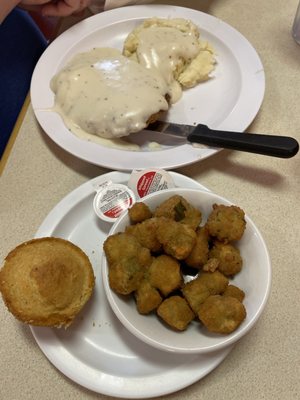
top-left (42, 0), bottom-right (91, 16)
top-left (19, 0), bottom-right (91, 17)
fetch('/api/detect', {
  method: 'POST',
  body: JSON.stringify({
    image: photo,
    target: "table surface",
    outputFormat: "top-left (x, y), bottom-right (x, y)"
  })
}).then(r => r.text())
top-left (1, 1), bottom-right (300, 399)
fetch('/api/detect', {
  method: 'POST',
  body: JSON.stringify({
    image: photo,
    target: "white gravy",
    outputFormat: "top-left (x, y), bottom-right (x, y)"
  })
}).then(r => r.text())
top-left (125, 18), bottom-right (200, 103)
top-left (50, 47), bottom-right (169, 140)
top-left (129, 22), bottom-right (201, 103)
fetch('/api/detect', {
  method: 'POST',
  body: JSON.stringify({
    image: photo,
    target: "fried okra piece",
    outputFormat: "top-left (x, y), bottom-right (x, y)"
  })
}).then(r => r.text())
top-left (154, 195), bottom-right (201, 230)
top-left (184, 226), bottom-right (210, 269)
top-left (128, 202), bottom-right (152, 224)
top-left (198, 295), bottom-right (246, 334)
top-left (135, 280), bottom-right (162, 314)
top-left (125, 217), bottom-right (162, 253)
top-left (223, 285), bottom-right (245, 302)
top-left (206, 204), bottom-right (246, 243)
top-left (197, 271), bottom-right (229, 295)
top-left (108, 259), bottom-right (146, 295)
top-left (104, 232), bottom-right (151, 267)
top-left (148, 254), bottom-right (182, 296)
top-left (103, 232), bottom-right (152, 295)
top-left (182, 278), bottom-right (210, 314)
top-left (209, 241), bottom-right (243, 276)
top-left (157, 296), bottom-right (195, 331)
top-left (156, 218), bottom-right (197, 260)
top-left (202, 257), bottom-right (219, 272)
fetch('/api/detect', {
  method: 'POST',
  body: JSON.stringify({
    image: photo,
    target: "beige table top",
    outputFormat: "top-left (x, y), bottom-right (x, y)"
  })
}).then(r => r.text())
top-left (1, 1), bottom-right (300, 399)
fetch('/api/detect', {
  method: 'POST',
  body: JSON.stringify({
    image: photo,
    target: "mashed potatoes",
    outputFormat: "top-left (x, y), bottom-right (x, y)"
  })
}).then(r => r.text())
top-left (123, 18), bottom-right (216, 103)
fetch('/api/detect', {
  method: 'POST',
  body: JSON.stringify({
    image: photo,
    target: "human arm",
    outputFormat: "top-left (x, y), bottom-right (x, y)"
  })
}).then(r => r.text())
top-left (104, 0), bottom-right (153, 10)
top-left (0, 0), bottom-right (91, 23)
top-left (39, 0), bottom-right (91, 17)
top-left (0, 0), bottom-right (20, 23)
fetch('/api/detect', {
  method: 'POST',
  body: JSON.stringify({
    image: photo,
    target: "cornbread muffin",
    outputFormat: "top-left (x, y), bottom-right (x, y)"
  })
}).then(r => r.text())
top-left (0, 238), bottom-right (95, 328)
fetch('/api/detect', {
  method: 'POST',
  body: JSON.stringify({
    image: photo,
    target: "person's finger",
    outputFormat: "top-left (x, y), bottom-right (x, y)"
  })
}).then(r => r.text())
top-left (18, 4), bottom-right (46, 12)
top-left (72, 0), bottom-right (90, 15)
top-left (20, 0), bottom-right (51, 6)
top-left (42, 0), bottom-right (83, 17)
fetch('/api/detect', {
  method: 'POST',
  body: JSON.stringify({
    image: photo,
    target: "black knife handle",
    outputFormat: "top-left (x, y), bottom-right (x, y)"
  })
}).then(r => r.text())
top-left (187, 125), bottom-right (299, 158)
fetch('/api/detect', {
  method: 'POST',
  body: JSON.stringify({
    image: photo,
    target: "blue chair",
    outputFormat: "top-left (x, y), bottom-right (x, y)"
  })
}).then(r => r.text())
top-left (0, 8), bottom-right (48, 158)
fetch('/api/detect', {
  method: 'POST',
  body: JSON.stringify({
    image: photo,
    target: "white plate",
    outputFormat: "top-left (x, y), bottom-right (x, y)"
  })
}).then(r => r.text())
top-left (30, 5), bottom-right (265, 171)
top-left (32, 171), bottom-right (232, 398)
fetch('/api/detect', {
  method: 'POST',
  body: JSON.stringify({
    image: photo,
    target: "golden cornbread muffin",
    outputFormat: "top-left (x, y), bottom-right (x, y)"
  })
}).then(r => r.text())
top-left (0, 238), bottom-right (95, 328)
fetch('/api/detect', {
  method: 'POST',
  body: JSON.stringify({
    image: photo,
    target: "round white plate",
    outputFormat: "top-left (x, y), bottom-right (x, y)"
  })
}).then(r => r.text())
top-left (31, 171), bottom-right (233, 398)
top-left (30, 5), bottom-right (265, 171)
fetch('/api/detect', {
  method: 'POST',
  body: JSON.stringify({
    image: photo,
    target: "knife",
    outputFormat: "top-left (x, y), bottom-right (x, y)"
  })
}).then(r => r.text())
top-left (148, 122), bottom-right (299, 159)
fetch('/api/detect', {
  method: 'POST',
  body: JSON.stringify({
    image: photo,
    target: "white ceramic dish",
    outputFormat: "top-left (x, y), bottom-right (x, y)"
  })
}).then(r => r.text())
top-left (102, 187), bottom-right (272, 354)
top-left (31, 171), bottom-right (233, 398)
top-left (30, 5), bottom-right (265, 170)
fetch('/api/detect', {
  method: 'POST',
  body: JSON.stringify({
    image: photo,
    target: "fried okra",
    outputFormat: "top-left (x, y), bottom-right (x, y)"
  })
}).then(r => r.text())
top-left (104, 195), bottom-right (249, 337)
top-left (206, 204), bottom-right (246, 243)
top-left (182, 278), bottom-right (210, 314)
top-left (104, 232), bottom-right (151, 267)
top-left (184, 226), bottom-right (209, 269)
top-left (202, 257), bottom-right (219, 272)
top-left (197, 270), bottom-right (229, 295)
top-left (198, 295), bottom-right (246, 334)
top-left (156, 218), bottom-right (197, 260)
top-left (148, 254), bottom-right (182, 296)
top-left (209, 241), bottom-right (243, 276)
top-left (223, 285), bottom-right (245, 302)
top-left (157, 296), bottom-right (195, 331)
top-left (154, 195), bottom-right (201, 230)
top-left (108, 259), bottom-right (145, 295)
top-left (125, 217), bottom-right (162, 252)
top-left (103, 232), bottom-right (152, 295)
top-left (128, 202), bottom-right (152, 224)
top-left (134, 280), bottom-right (162, 314)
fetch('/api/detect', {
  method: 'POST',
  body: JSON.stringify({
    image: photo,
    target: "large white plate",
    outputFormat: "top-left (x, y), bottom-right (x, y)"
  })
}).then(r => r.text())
top-left (32, 171), bottom-right (233, 398)
top-left (30, 5), bottom-right (265, 171)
